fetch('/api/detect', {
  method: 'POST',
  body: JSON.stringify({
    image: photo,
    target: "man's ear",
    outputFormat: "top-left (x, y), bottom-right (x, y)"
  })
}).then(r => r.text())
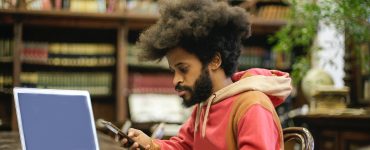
top-left (209, 52), bottom-right (222, 70)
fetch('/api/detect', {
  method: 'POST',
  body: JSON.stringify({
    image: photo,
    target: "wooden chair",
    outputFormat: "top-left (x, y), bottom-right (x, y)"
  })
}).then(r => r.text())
top-left (283, 127), bottom-right (314, 150)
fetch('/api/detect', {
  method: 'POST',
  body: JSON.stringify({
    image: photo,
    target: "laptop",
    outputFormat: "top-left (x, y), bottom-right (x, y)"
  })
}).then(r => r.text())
top-left (13, 87), bottom-right (100, 150)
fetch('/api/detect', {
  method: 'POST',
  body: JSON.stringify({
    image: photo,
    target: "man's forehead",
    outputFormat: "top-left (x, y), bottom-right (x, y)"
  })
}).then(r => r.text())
top-left (166, 47), bottom-right (194, 65)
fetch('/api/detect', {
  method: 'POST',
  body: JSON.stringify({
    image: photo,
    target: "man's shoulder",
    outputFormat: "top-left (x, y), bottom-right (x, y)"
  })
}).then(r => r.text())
top-left (231, 91), bottom-right (274, 113)
top-left (235, 91), bottom-right (270, 104)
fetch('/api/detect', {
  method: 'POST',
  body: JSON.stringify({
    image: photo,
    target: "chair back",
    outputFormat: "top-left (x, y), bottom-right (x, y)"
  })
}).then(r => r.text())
top-left (283, 127), bottom-right (314, 150)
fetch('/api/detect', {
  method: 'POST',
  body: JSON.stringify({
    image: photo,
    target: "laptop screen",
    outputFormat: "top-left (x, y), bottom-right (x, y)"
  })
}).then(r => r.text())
top-left (14, 88), bottom-right (99, 150)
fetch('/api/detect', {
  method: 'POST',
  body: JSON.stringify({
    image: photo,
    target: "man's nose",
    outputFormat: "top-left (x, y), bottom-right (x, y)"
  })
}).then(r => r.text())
top-left (172, 72), bottom-right (183, 86)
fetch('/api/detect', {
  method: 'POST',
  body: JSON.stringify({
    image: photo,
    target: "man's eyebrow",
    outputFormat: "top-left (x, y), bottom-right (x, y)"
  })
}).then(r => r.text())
top-left (175, 62), bottom-right (185, 68)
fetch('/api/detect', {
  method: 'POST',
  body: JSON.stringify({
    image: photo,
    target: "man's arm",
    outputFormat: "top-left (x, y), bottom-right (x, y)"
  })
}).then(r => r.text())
top-left (123, 107), bottom-right (197, 150)
top-left (153, 107), bottom-right (197, 150)
top-left (237, 104), bottom-right (281, 150)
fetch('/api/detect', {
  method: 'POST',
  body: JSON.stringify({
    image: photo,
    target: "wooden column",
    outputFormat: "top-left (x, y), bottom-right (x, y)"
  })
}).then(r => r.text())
top-left (11, 21), bottom-right (22, 130)
top-left (116, 24), bottom-right (129, 122)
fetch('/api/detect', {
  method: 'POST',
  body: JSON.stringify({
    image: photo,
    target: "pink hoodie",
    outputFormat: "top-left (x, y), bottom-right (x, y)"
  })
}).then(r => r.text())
top-left (154, 68), bottom-right (292, 150)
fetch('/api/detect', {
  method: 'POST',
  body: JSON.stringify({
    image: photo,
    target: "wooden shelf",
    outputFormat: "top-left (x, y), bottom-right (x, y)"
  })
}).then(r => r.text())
top-left (0, 9), bottom-right (285, 32)
top-left (21, 61), bottom-right (116, 68)
top-left (251, 17), bottom-right (287, 34)
top-left (0, 88), bottom-right (12, 95)
top-left (0, 57), bottom-right (13, 63)
top-left (0, 9), bottom-right (158, 29)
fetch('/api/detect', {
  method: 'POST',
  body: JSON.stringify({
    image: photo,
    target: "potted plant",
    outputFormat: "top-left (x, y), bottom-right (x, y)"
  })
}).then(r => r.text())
top-left (269, 0), bottom-right (369, 103)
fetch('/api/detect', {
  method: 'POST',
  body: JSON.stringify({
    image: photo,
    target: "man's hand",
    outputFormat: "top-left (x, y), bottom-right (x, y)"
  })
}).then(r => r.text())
top-left (115, 128), bottom-right (153, 150)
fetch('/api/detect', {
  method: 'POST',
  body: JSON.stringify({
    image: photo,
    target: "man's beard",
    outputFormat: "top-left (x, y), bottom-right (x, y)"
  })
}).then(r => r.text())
top-left (175, 68), bottom-right (213, 107)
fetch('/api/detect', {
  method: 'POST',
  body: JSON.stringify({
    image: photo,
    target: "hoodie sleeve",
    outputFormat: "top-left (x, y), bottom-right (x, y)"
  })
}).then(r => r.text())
top-left (153, 107), bottom-right (196, 150)
top-left (237, 104), bottom-right (281, 150)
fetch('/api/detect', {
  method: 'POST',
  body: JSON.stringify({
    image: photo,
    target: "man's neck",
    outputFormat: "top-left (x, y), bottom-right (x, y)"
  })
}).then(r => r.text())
top-left (213, 77), bottom-right (233, 93)
top-left (210, 68), bottom-right (233, 93)
top-left (201, 76), bottom-right (232, 106)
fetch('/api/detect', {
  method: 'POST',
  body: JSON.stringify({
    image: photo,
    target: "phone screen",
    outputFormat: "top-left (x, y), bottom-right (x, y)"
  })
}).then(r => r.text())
top-left (101, 120), bottom-right (145, 150)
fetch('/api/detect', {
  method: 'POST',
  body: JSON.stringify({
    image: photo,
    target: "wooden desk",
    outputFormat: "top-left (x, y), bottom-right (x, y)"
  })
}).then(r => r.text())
top-left (0, 131), bottom-right (123, 150)
top-left (293, 114), bottom-right (370, 150)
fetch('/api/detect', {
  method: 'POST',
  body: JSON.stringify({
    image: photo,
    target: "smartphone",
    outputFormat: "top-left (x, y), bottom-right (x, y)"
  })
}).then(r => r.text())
top-left (100, 120), bottom-right (145, 150)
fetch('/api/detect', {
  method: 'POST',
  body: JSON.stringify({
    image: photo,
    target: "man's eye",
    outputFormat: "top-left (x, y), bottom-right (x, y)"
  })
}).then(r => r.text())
top-left (179, 67), bottom-right (188, 73)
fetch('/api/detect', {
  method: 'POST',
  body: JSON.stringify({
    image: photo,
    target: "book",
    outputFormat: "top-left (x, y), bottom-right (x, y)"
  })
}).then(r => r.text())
top-left (21, 72), bottom-right (113, 96)
top-left (129, 73), bottom-right (175, 94)
top-left (22, 41), bottom-right (115, 67)
top-left (309, 86), bottom-right (350, 114)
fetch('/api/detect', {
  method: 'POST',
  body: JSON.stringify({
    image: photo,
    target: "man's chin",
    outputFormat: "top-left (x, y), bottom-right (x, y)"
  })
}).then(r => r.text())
top-left (182, 101), bottom-right (196, 108)
top-left (181, 98), bottom-right (197, 108)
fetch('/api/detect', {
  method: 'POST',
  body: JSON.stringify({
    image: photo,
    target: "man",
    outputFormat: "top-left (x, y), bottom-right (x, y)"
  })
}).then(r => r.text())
top-left (121, 0), bottom-right (292, 149)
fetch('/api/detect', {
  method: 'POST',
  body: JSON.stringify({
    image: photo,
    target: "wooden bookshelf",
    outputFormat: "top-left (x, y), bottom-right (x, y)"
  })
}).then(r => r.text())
top-left (0, 9), bottom-right (129, 130)
top-left (0, 0), bottom-right (290, 131)
top-left (0, 9), bottom-right (158, 29)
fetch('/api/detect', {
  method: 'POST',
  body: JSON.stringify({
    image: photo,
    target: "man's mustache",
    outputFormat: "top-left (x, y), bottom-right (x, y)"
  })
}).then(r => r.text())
top-left (175, 83), bottom-right (192, 92)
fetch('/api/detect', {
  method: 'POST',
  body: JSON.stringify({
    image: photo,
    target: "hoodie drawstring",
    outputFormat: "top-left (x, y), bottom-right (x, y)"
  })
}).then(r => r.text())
top-left (194, 102), bottom-right (202, 137)
top-left (202, 94), bottom-right (216, 138)
top-left (193, 94), bottom-right (217, 138)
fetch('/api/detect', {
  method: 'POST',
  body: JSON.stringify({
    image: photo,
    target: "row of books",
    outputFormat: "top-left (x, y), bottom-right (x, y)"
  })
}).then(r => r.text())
top-left (128, 72), bottom-right (175, 94)
top-left (0, 0), bottom-right (15, 9)
top-left (20, 72), bottom-right (112, 96)
top-left (1, 0), bottom-right (160, 15)
top-left (22, 42), bottom-right (115, 66)
top-left (257, 5), bottom-right (289, 20)
top-left (0, 39), bottom-right (13, 59)
top-left (127, 44), bottom-right (168, 69)
top-left (25, 42), bottom-right (115, 55)
top-left (25, 0), bottom-right (124, 13)
top-left (0, 75), bottom-right (12, 86)
top-left (0, 75), bottom-right (12, 94)
top-left (126, 0), bottom-right (159, 15)
top-left (238, 46), bottom-right (291, 69)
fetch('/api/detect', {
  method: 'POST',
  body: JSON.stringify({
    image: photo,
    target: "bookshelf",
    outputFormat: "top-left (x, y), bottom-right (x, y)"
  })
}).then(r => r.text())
top-left (237, 0), bottom-right (292, 71)
top-left (0, 0), bottom-right (291, 131)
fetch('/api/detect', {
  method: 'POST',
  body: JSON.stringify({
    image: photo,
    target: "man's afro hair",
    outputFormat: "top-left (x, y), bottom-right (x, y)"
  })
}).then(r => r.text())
top-left (137, 0), bottom-right (251, 76)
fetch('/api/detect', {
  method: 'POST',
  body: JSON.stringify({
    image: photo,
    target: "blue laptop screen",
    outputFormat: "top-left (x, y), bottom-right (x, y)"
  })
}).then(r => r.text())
top-left (17, 93), bottom-right (97, 150)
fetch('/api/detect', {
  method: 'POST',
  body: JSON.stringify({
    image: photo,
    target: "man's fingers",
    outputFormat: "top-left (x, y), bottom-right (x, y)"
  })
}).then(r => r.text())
top-left (133, 142), bottom-right (139, 147)
top-left (121, 138), bottom-right (127, 144)
top-left (119, 138), bottom-right (128, 147)
top-left (128, 142), bottom-right (139, 150)
top-left (128, 128), bottom-right (141, 138)
top-left (115, 135), bottom-right (119, 142)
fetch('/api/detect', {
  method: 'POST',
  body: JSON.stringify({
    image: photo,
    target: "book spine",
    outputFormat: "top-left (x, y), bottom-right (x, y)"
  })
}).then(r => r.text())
top-left (129, 73), bottom-right (175, 94)
top-left (21, 72), bottom-right (113, 96)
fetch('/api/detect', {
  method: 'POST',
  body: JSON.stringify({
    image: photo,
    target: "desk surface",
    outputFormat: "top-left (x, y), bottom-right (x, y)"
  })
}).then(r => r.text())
top-left (293, 114), bottom-right (370, 150)
top-left (0, 131), bottom-right (123, 150)
top-left (294, 113), bottom-right (370, 130)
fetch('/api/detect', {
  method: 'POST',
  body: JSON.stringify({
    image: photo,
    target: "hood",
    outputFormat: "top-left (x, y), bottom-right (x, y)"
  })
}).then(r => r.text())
top-left (195, 68), bottom-right (292, 138)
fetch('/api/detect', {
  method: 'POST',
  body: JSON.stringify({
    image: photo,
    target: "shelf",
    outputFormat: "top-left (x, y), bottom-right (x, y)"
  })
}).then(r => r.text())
top-left (0, 9), bottom-right (286, 32)
top-left (0, 9), bottom-right (158, 29)
top-left (20, 64), bottom-right (115, 74)
top-left (21, 60), bottom-right (116, 68)
top-left (0, 57), bottom-right (12, 63)
top-left (0, 88), bottom-right (12, 95)
top-left (251, 17), bottom-right (287, 34)
top-left (124, 12), bottom-right (158, 29)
